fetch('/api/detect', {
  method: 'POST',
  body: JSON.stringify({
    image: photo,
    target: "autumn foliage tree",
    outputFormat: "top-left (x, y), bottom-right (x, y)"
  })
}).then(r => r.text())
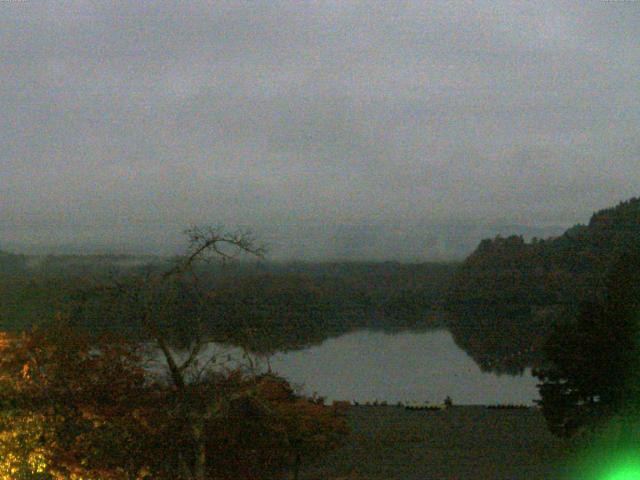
top-left (0, 322), bottom-right (159, 479)
top-left (0, 227), bottom-right (349, 479)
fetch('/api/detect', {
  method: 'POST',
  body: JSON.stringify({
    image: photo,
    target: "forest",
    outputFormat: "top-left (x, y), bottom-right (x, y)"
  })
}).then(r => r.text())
top-left (3, 198), bottom-right (640, 368)
top-left (447, 196), bottom-right (640, 373)
top-left (0, 255), bottom-right (457, 351)
top-left (0, 229), bottom-right (353, 480)
top-left (1, 197), bottom-right (640, 478)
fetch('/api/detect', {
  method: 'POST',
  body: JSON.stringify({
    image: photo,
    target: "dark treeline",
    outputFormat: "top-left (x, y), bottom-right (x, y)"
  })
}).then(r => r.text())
top-left (0, 250), bottom-right (28, 277)
top-left (446, 197), bottom-right (640, 374)
top-left (535, 248), bottom-right (640, 438)
top-left (196, 261), bottom-right (456, 352)
top-left (2, 197), bottom-right (639, 374)
top-left (2, 200), bottom-right (639, 478)
top-left (0, 254), bottom-right (457, 353)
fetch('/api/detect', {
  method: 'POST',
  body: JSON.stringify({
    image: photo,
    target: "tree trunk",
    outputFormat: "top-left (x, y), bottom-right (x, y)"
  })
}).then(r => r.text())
top-left (192, 416), bottom-right (207, 480)
top-left (157, 336), bottom-right (185, 391)
top-left (292, 452), bottom-right (301, 480)
top-left (178, 452), bottom-right (192, 480)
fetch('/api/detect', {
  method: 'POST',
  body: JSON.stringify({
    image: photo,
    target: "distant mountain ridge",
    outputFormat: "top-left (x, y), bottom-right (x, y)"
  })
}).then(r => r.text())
top-left (1, 223), bottom-right (565, 261)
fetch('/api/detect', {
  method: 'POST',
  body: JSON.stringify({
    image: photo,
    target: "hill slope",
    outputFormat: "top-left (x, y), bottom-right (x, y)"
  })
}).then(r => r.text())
top-left (446, 197), bottom-right (640, 373)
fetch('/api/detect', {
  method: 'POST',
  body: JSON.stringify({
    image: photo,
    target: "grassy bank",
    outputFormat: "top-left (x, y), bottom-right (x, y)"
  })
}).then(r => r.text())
top-left (299, 405), bottom-right (575, 479)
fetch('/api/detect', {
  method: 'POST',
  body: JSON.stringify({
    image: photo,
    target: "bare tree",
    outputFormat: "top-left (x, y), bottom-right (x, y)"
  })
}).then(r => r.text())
top-left (147, 227), bottom-right (265, 479)
top-left (87, 226), bottom-right (266, 480)
top-left (152, 226), bottom-right (265, 387)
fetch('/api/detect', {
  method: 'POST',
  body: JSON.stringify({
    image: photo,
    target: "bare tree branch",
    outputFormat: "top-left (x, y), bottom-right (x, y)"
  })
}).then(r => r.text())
top-left (164, 226), bottom-right (267, 280)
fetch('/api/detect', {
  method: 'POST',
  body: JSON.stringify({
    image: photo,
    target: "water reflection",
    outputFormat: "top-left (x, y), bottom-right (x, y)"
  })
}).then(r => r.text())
top-left (156, 329), bottom-right (540, 405)
top-left (268, 329), bottom-right (540, 405)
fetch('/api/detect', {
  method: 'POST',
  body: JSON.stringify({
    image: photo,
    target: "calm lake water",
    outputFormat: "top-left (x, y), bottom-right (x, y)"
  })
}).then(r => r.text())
top-left (266, 329), bottom-right (540, 405)
top-left (165, 328), bottom-right (540, 405)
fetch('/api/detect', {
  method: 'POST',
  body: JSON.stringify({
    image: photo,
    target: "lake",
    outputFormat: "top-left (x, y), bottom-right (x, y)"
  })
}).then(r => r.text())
top-left (164, 328), bottom-right (540, 405)
top-left (266, 329), bottom-right (540, 405)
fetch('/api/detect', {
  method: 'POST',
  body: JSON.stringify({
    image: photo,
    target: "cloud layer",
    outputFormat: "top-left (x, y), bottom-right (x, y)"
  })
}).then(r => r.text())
top-left (1, 1), bottom-right (638, 254)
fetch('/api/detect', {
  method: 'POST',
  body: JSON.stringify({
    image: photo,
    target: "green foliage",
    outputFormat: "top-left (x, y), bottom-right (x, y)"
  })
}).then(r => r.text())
top-left (2, 261), bottom-right (456, 353)
top-left (534, 249), bottom-right (640, 437)
top-left (207, 273), bottom-right (335, 353)
top-left (447, 197), bottom-right (640, 373)
top-left (0, 277), bottom-right (76, 332)
top-left (0, 251), bottom-right (26, 277)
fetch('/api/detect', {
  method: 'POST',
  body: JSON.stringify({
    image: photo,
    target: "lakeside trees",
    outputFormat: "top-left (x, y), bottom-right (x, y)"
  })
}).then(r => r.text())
top-left (0, 251), bottom-right (26, 277)
top-left (0, 324), bottom-right (348, 479)
top-left (534, 249), bottom-right (640, 438)
top-left (447, 197), bottom-right (640, 374)
top-left (0, 259), bottom-right (455, 362)
top-left (0, 227), bottom-right (348, 479)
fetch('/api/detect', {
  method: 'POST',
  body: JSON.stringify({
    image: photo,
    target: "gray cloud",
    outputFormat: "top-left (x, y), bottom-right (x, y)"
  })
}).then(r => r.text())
top-left (1, 1), bottom-right (638, 255)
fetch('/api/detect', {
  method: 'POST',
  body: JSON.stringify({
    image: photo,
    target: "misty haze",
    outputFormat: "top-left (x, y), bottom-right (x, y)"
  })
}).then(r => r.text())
top-left (1, 2), bottom-right (639, 479)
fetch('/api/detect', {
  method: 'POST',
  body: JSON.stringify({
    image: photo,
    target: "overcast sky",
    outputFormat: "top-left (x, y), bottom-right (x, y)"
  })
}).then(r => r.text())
top-left (1, 1), bottom-right (638, 252)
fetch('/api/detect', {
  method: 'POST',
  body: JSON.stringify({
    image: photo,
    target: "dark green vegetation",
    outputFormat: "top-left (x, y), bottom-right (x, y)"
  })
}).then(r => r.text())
top-left (535, 248), bottom-right (640, 438)
top-left (201, 261), bottom-right (455, 352)
top-left (0, 250), bottom-right (26, 276)
top-left (0, 229), bottom-right (350, 480)
top-left (3, 198), bottom-right (640, 371)
top-left (298, 405), bottom-right (574, 479)
top-left (0, 255), bottom-right (457, 354)
top-left (447, 197), bottom-right (640, 373)
top-left (2, 197), bottom-right (640, 477)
